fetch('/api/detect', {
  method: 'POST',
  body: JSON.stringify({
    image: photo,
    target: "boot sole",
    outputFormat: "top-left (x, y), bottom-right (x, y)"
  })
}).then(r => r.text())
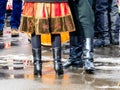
top-left (11, 35), bottom-right (19, 37)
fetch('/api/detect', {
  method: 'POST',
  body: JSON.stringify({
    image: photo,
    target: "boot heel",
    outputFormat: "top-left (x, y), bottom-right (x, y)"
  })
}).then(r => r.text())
top-left (55, 69), bottom-right (64, 76)
top-left (34, 63), bottom-right (42, 76)
top-left (56, 71), bottom-right (64, 76)
top-left (54, 61), bottom-right (64, 76)
top-left (34, 70), bottom-right (42, 76)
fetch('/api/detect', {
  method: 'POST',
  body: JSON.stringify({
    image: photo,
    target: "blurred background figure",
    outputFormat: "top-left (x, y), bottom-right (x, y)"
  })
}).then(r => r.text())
top-left (0, 0), bottom-right (22, 37)
top-left (94, 0), bottom-right (120, 48)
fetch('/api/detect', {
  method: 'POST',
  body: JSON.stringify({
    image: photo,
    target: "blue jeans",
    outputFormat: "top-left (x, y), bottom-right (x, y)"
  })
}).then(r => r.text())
top-left (0, 0), bottom-right (22, 30)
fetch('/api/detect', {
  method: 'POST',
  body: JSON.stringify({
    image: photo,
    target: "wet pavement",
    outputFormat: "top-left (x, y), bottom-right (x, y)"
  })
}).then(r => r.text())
top-left (0, 25), bottom-right (120, 90)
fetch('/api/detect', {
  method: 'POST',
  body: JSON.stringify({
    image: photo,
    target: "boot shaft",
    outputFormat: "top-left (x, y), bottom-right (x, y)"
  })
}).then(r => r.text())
top-left (32, 48), bottom-right (42, 76)
top-left (83, 38), bottom-right (93, 60)
top-left (69, 35), bottom-right (84, 59)
top-left (83, 38), bottom-right (95, 73)
top-left (52, 47), bottom-right (64, 75)
top-left (52, 47), bottom-right (61, 61)
top-left (32, 48), bottom-right (41, 62)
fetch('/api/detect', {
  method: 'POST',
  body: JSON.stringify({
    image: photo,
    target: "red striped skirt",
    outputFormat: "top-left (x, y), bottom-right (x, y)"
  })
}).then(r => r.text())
top-left (20, 2), bottom-right (75, 34)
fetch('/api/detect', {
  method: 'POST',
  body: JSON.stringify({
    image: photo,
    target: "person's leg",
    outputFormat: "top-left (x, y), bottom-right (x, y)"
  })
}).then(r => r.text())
top-left (10, 0), bottom-right (22, 37)
top-left (109, 0), bottom-right (119, 45)
top-left (31, 33), bottom-right (42, 76)
top-left (77, 0), bottom-right (95, 73)
top-left (63, 31), bottom-right (84, 68)
top-left (0, 0), bottom-right (7, 36)
top-left (51, 34), bottom-right (64, 76)
top-left (63, 1), bottom-right (84, 68)
top-left (94, 0), bottom-right (111, 47)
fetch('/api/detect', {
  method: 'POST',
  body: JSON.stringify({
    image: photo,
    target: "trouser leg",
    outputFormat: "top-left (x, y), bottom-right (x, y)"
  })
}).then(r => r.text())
top-left (77, 0), bottom-right (95, 73)
top-left (10, 0), bottom-right (22, 29)
top-left (94, 0), bottom-right (111, 47)
top-left (0, 0), bottom-right (7, 36)
top-left (63, 1), bottom-right (84, 68)
top-left (63, 31), bottom-right (84, 68)
top-left (109, 0), bottom-right (119, 45)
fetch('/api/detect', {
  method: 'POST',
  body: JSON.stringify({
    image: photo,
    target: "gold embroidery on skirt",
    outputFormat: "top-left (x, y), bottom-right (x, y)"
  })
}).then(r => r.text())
top-left (20, 3), bottom-right (75, 35)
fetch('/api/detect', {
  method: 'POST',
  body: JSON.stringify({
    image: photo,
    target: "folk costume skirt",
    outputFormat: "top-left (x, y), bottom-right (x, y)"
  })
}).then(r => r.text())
top-left (20, 2), bottom-right (75, 35)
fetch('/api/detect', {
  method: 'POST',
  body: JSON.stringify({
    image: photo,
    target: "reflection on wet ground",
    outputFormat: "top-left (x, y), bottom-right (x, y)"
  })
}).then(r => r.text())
top-left (94, 45), bottom-right (120, 57)
top-left (0, 27), bottom-right (120, 90)
top-left (0, 57), bottom-right (120, 90)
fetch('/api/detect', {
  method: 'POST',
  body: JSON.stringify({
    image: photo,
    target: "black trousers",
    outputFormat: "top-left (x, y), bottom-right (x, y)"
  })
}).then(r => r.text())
top-left (69, 0), bottom-right (94, 38)
top-left (68, 0), bottom-right (94, 59)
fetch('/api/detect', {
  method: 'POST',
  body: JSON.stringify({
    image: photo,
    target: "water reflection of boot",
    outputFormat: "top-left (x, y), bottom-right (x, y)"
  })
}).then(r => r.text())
top-left (32, 48), bottom-right (42, 76)
top-left (83, 38), bottom-right (95, 74)
top-left (53, 47), bottom-right (64, 76)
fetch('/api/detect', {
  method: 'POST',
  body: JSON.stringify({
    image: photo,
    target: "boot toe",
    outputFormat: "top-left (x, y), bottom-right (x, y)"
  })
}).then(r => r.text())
top-left (85, 68), bottom-right (95, 74)
top-left (56, 69), bottom-right (64, 76)
top-left (63, 59), bottom-right (73, 68)
top-left (63, 61), bottom-right (72, 68)
top-left (84, 60), bottom-right (95, 74)
top-left (72, 60), bottom-right (84, 68)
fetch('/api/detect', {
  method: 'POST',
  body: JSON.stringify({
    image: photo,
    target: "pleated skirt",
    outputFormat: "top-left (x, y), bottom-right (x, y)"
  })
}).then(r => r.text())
top-left (20, 2), bottom-right (75, 35)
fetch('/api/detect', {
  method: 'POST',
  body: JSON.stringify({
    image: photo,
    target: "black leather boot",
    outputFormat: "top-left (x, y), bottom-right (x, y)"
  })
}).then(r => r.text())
top-left (94, 32), bottom-right (110, 48)
top-left (63, 35), bottom-right (84, 68)
top-left (32, 48), bottom-right (42, 76)
top-left (83, 38), bottom-right (95, 74)
top-left (53, 47), bottom-right (64, 76)
top-left (110, 32), bottom-right (119, 45)
top-left (63, 46), bottom-right (83, 68)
